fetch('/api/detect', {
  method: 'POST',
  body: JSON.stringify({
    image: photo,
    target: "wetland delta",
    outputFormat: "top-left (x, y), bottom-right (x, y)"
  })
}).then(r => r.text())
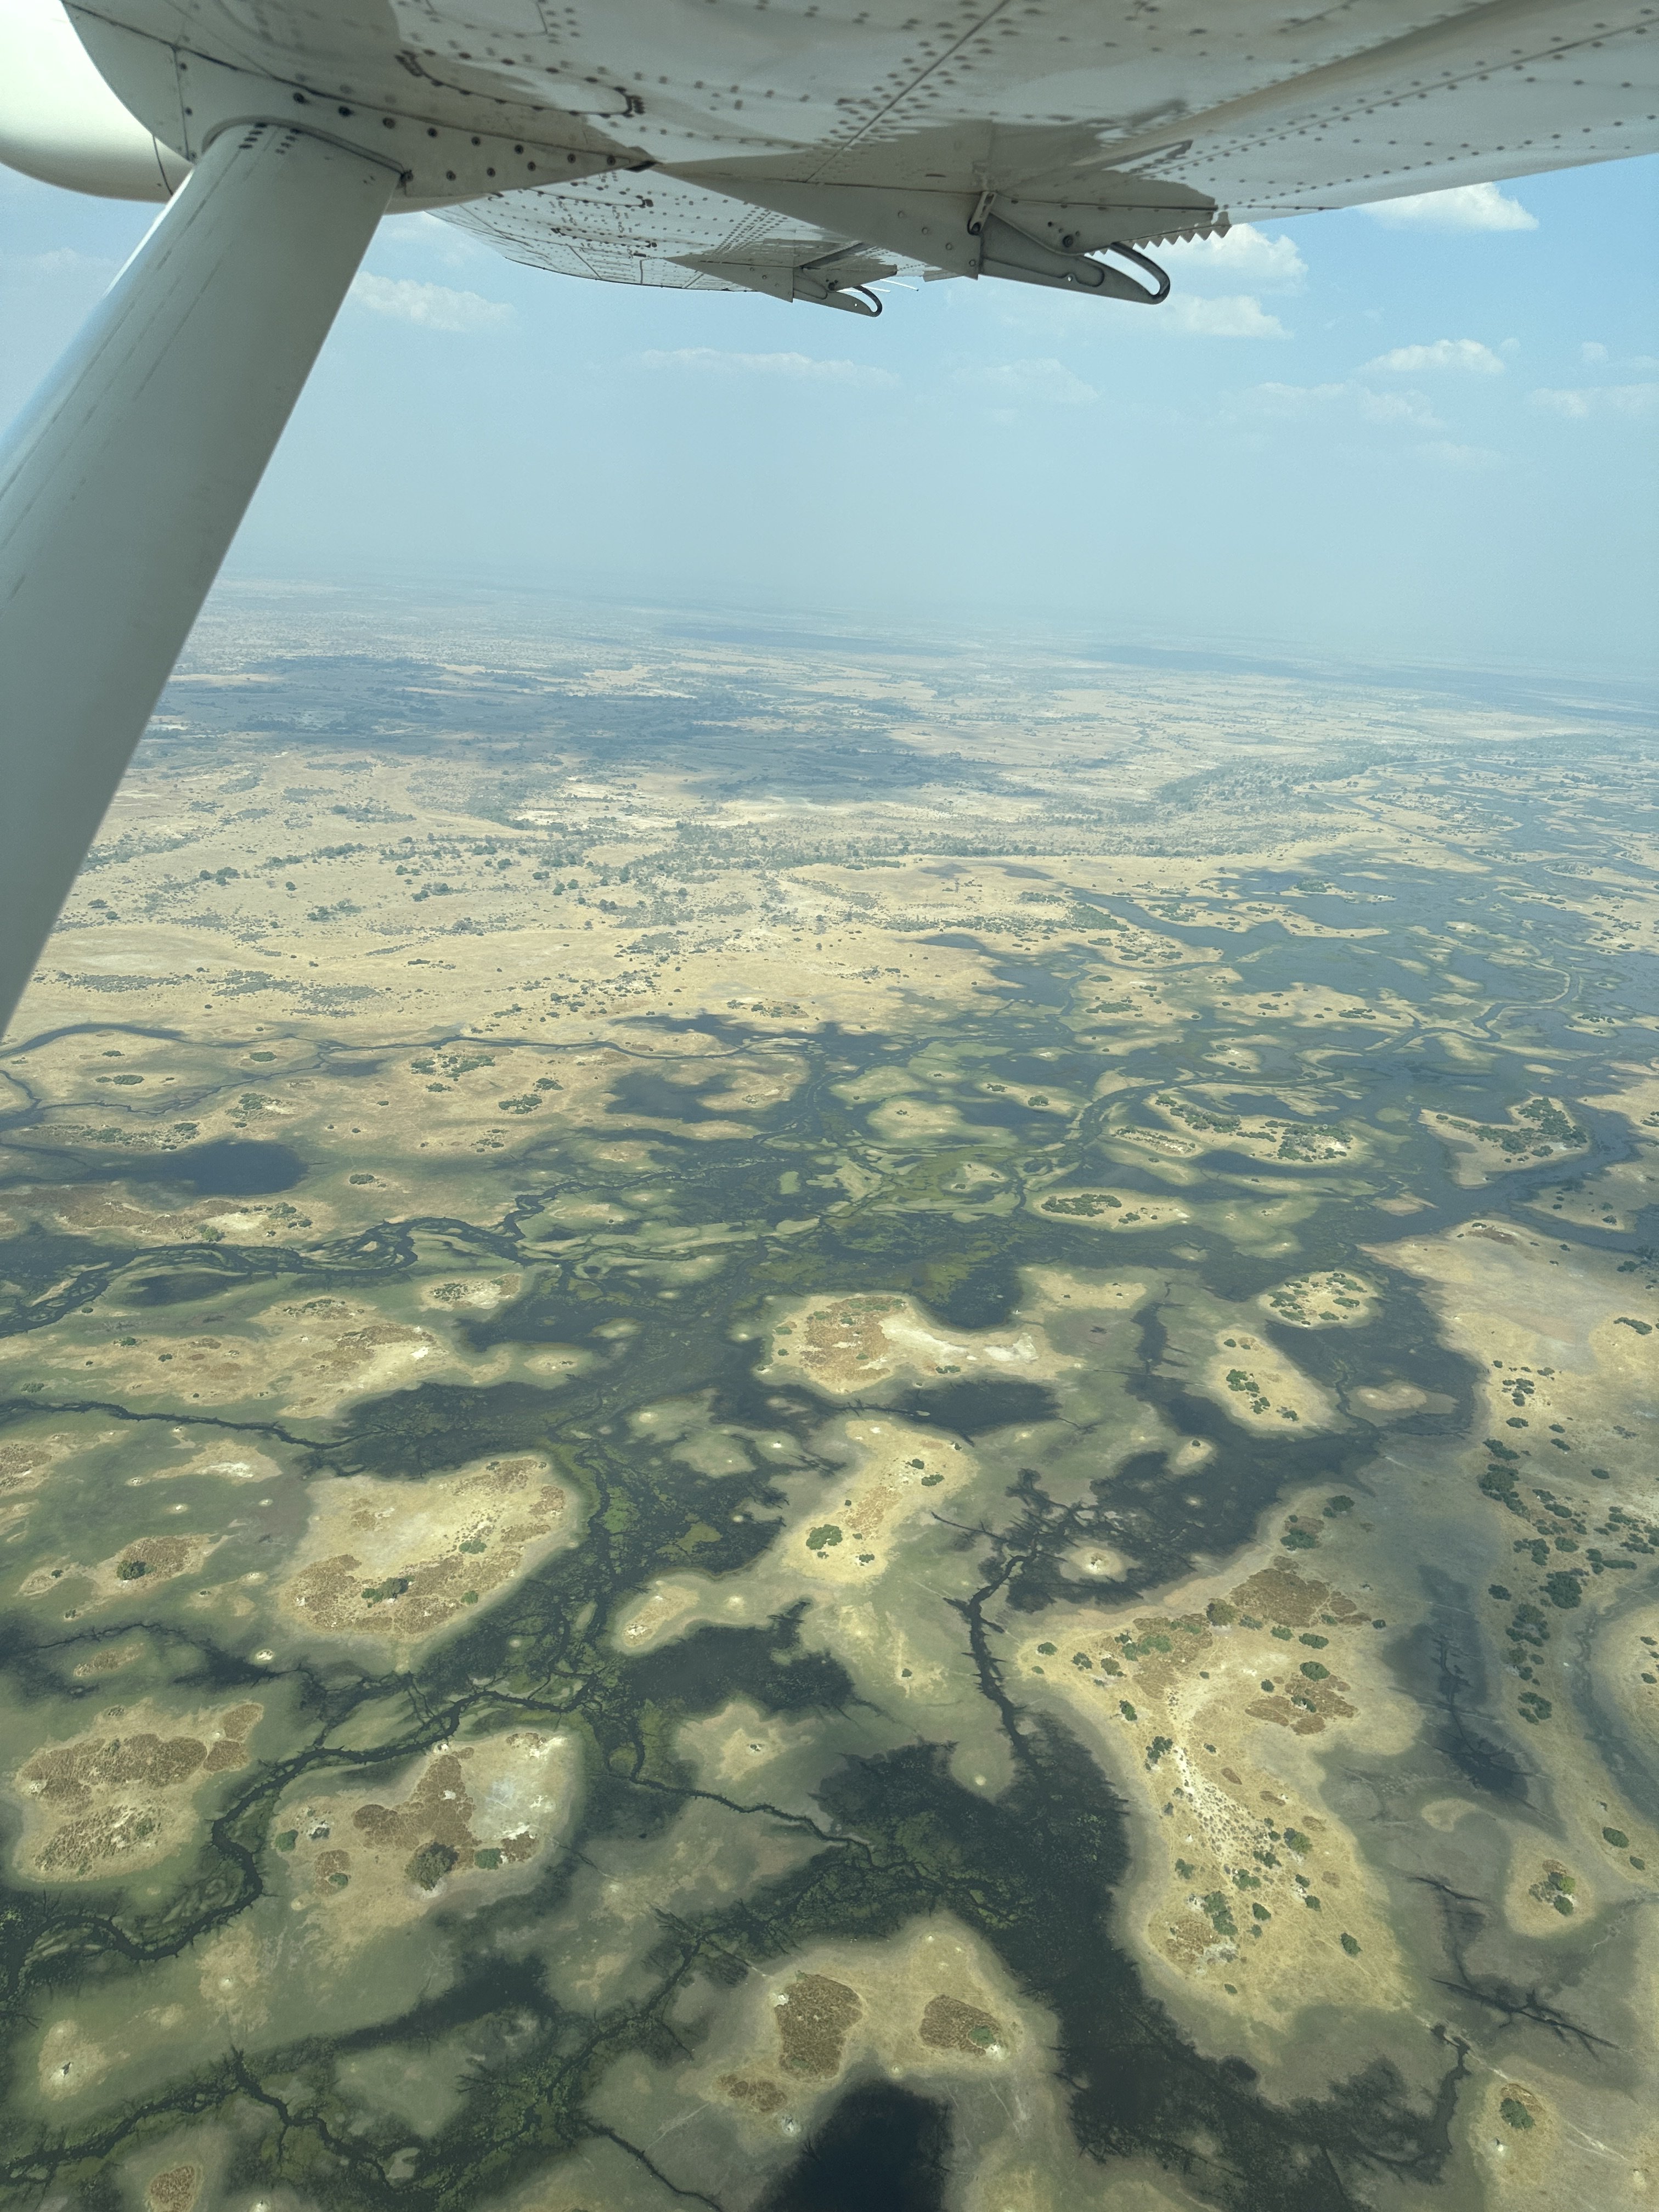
top-left (0, 589), bottom-right (1655, 2212)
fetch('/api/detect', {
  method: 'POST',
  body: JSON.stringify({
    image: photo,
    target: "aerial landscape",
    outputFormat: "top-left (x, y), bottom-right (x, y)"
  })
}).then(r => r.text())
top-left (0, 583), bottom-right (1655, 2212)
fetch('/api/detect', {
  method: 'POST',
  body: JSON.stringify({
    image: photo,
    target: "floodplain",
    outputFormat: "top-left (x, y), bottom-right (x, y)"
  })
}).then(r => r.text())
top-left (1, 588), bottom-right (1656, 2211)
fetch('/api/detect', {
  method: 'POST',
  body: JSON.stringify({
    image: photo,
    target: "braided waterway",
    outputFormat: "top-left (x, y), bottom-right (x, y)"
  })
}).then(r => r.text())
top-left (1, 620), bottom-right (1655, 2210)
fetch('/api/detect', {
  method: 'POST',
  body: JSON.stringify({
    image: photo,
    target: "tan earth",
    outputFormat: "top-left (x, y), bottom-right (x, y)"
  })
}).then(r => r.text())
top-left (280, 1455), bottom-right (573, 1647)
top-left (9, 1699), bottom-right (261, 1882)
top-left (273, 1730), bottom-right (582, 1951)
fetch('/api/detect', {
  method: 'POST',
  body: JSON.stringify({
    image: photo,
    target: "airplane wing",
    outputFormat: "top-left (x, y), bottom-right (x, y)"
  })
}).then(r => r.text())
top-left (1, 0), bottom-right (1656, 1032)
top-left (436, 0), bottom-right (1659, 303)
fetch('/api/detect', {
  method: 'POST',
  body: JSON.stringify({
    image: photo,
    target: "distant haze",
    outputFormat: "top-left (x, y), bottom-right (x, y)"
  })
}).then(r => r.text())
top-left (3, 153), bottom-right (1656, 679)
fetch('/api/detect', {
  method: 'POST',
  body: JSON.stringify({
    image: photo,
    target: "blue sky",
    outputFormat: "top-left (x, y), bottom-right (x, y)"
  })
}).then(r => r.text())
top-left (4, 153), bottom-right (1656, 678)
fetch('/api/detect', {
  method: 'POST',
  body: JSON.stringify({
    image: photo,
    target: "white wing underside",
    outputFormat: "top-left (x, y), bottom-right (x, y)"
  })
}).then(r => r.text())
top-left (433, 0), bottom-right (1659, 296)
top-left (448, 164), bottom-right (1224, 298)
top-left (61, 0), bottom-right (1659, 301)
top-left (457, 172), bottom-right (909, 296)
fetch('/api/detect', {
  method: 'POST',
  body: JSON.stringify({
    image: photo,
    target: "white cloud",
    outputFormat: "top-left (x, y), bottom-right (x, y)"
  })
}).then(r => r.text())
top-left (1156, 223), bottom-right (1307, 294)
top-left (1356, 387), bottom-right (1443, 430)
top-left (350, 273), bottom-right (512, 332)
top-left (379, 210), bottom-right (490, 268)
top-left (957, 357), bottom-right (1096, 405)
top-left (1163, 293), bottom-right (1287, 338)
top-left (1417, 440), bottom-right (1506, 470)
top-left (1581, 341), bottom-right (1609, 365)
top-left (1530, 382), bottom-right (1659, 420)
top-left (635, 347), bottom-right (898, 388)
top-left (1251, 380), bottom-right (1346, 415)
top-left (979, 268), bottom-right (1284, 341)
top-left (1250, 381), bottom-right (1442, 431)
top-left (1364, 337), bottom-right (1505, 376)
top-left (1363, 182), bottom-right (1538, 232)
top-left (14, 245), bottom-right (117, 276)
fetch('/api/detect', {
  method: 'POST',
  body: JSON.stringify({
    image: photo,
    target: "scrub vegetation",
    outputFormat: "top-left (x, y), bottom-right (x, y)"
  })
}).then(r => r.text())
top-left (1, 592), bottom-right (1655, 2209)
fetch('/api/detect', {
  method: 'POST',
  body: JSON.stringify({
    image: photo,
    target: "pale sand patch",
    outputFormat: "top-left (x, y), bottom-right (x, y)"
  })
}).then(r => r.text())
top-left (1200, 1330), bottom-right (1335, 1430)
top-left (38, 2015), bottom-right (112, 2100)
top-left (782, 1418), bottom-right (974, 1587)
top-left (613, 1577), bottom-right (714, 1654)
top-left (1108, 1126), bottom-right (1201, 1162)
top-left (761, 1290), bottom-right (1068, 1398)
top-left (677, 1700), bottom-right (836, 1797)
top-left (1466, 2004), bottom-right (1659, 2212)
top-left (1018, 1536), bottom-right (1415, 2035)
top-left (280, 1456), bottom-right (573, 1648)
top-left (1505, 1850), bottom-right (1598, 1940)
top-left (1527, 1154), bottom-right (1658, 1236)
top-left (1468, 2074), bottom-right (1562, 2204)
top-left (127, 1443), bottom-right (284, 1488)
top-left (0, 1429), bottom-right (105, 1538)
top-left (521, 1347), bottom-right (592, 1385)
top-left (1579, 1064), bottom-right (1659, 1129)
top-left (1378, 1226), bottom-right (1658, 1493)
top-left (954, 1159), bottom-right (1011, 1190)
top-left (1352, 1381), bottom-right (1430, 1414)
top-left (697, 1066), bottom-right (809, 1115)
top-left (607, 1436), bottom-right (984, 1703)
top-left (676, 1917), bottom-right (1071, 2202)
top-left (1149, 1093), bottom-right (1359, 1165)
top-left (1067, 1543), bottom-right (1132, 1580)
top-left (1199, 1189), bottom-right (1323, 1249)
top-left (263, 1308), bottom-right (457, 1416)
top-left (1379, 1223), bottom-right (1605, 1354)
top-left (0, 1430), bottom-right (97, 1505)
top-left (9, 1698), bottom-right (260, 1882)
top-left (71, 1640), bottom-right (145, 1679)
top-left (828, 1066), bottom-right (922, 1106)
top-left (420, 1272), bottom-right (522, 1311)
top-left (0, 1182), bottom-right (203, 1245)
top-left (144, 2162), bottom-right (202, 2212)
top-left (1260, 1268), bottom-right (1376, 1328)
top-left (193, 1916), bottom-right (266, 2040)
top-left (1595, 1595), bottom-right (1659, 1760)
top-left (1017, 1264), bottom-right (1149, 1317)
top-left (0, 1298), bottom-right (504, 1421)
top-left (19, 1531), bottom-right (224, 1609)
top-left (1425, 1096), bottom-right (1590, 1187)
top-left (535, 1195), bottom-right (633, 1228)
top-left (275, 1731), bottom-right (580, 1952)
top-left (1026, 1187), bottom-right (1191, 1232)
top-left (866, 1097), bottom-right (975, 1144)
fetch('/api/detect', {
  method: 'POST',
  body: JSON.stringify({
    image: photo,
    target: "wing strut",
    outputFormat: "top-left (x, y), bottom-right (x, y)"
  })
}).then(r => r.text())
top-left (0, 120), bottom-right (399, 1031)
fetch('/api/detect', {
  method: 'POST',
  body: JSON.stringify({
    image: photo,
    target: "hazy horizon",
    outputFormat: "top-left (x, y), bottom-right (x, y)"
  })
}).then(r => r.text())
top-left (4, 150), bottom-right (1657, 683)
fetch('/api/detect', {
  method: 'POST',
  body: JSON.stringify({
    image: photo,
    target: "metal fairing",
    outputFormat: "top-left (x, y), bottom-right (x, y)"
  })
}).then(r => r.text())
top-left (63, 0), bottom-right (1659, 292)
